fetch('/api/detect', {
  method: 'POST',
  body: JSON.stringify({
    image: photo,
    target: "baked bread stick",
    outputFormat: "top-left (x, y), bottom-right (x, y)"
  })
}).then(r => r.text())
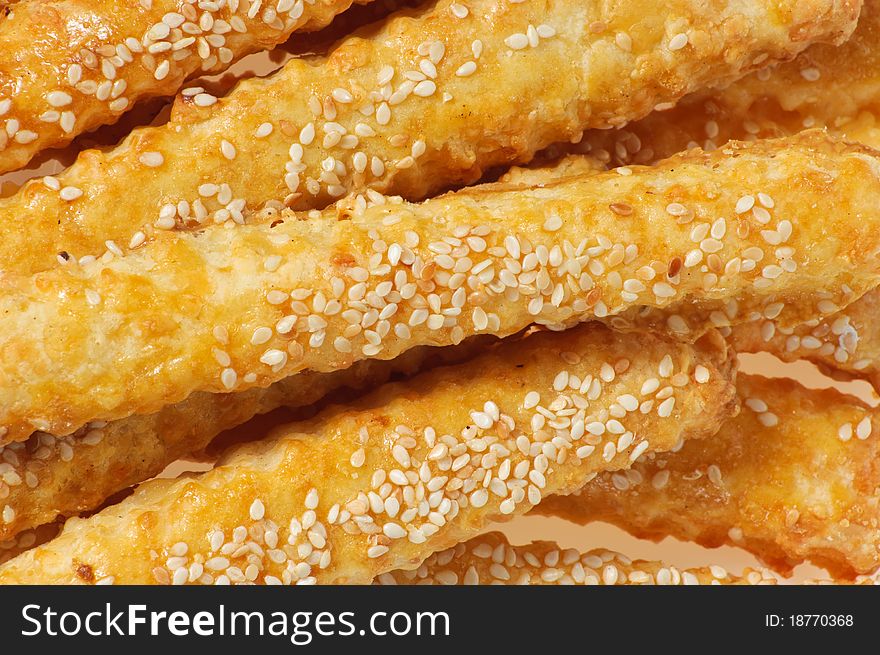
top-left (727, 289), bottom-right (880, 390)
top-left (539, 376), bottom-right (880, 578)
top-left (0, 0), bottom-right (373, 174)
top-left (377, 532), bottom-right (777, 585)
top-left (0, 132), bottom-right (877, 444)
top-left (500, 157), bottom-right (880, 391)
top-left (0, 0), bottom-right (861, 275)
top-left (0, 339), bottom-right (490, 541)
top-left (567, 0), bottom-right (880, 168)
top-left (0, 323), bottom-right (737, 584)
top-left (501, 152), bottom-right (880, 392)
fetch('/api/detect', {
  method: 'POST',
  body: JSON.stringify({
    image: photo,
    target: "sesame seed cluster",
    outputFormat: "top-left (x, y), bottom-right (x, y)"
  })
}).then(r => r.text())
top-left (0, 0), bottom-right (361, 173)
top-left (2, 132), bottom-right (878, 445)
top-left (0, 323), bottom-right (738, 584)
top-left (530, 0), bottom-right (880, 395)
top-left (727, 288), bottom-right (880, 386)
top-left (377, 532), bottom-right (778, 585)
top-left (0, 339), bottom-right (486, 542)
top-left (540, 374), bottom-right (880, 578)
top-left (0, 0), bottom-right (853, 276)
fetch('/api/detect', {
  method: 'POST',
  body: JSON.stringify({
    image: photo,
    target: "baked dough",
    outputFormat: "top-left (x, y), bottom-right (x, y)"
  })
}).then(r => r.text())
top-left (0, 323), bottom-right (737, 584)
top-left (0, 0), bottom-right (860, 275)
top-left (539, 375), bottom-right (880, 578)
top-left (561, 0), bottom-right (880, 167)
top-left (565, 0), bottom-right (880, 392)
top-left (0, 0), bottom-right (370, 173)
top-left (377, 532), bottom-right (777, 585)
top-left (728, 289), bottom-right (880, 390)
top-left (0, 132), bottom-right (877, 444)
top-left (503, 161), bottom-right (880, 392)
top-left (0, 339), bottom-right (490, 541)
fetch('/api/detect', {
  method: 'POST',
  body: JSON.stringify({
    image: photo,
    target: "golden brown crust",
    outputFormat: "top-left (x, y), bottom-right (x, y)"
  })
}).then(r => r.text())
top-left (0, 323), bottom-right (738, 584)
top-left (505, 4), bottom-right (880, 390)
top-left (560, 0), bottom-right (879, 167)
top-left (0, 0), bottom-right (861, 275)
top-left (0, 132), bottom-right (875, 444)
top-left (538, 375), bottom-right (880, 578)
top-left (0, 339), bottom-right (490, 541)
top-left (727, 288), bottom-right (880, 389)
top-left (377, 532), bottom-right (777, 585)
top-left (0, 0), bottom-right (368, 174)
top-left (500, 158), bottom-right (880, 391)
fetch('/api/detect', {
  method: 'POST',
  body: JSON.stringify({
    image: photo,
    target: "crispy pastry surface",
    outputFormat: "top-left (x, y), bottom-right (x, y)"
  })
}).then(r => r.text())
top-left (0, 323), bottom-right (737, 584)
top-left (0, 0), bottom-right (370, 173)
top-left (377, 532), bottom-right (777, 585)
top-left (0, 0), bottom-right (861, 275)
top-left (501, 161), bottom-right (880, 390)
top-left (567, 0), bottom-right (880, 166)
top-left (505, 0), bottom-right (880, 388)
top-left (0, 132), bottom-right (877, 443)
top-left (539, 376), bottom-right (880, 578)
top-left (728, 288), bottom-right (880, 389)
top-left (0, 340), bottom-right (489, 541)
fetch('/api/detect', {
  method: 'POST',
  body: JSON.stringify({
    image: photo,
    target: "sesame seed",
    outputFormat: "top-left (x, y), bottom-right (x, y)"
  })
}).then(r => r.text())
top-left (350, 448), bottom-right (366, 467)
top-left (251, 327), bottom-right (272, 345)
top-left (368, 545), bottom-right (389, 558)
top-left (745, 398), bottom-right (768, 413)
top-left (668, 33), bottom-right (688, 50)
top-left (154, 60), bottom-right (170, 81)
top-left (221, 140), bottom-right (236, 160)
top-left (60, 112), bottom-right (76, 133)
top-left (413, 80), bottom-right (437, 97)
top-left (60, 186), bottom-right (83, 201)
top-left (758, 412), bottom-right (778, 427)
top-left (383, 522), bottom-right (407, 539)
top-left (47, 91), bottom-right (73, 107)
top-left (652, 470), bottom-right (670, 489)
top-left (657, 397), bottom-right (675, 418)
top-left (139, 151), bottom-right (164, 167)
top-left (456, 61), bottom-right (477, 77)
top-left (332, 88), bottom-right (353, 104)
top-left (735, 195), bottom-right (755, 214)
top-left (505, 33), bottom-right (529, 50)
top-left (260, 349), bottom-right (286, 366)
top-left (800, 67), bottom-right (821, 81)
top-left (129, 231), bottom-right (146, 249)
top-left (249, 499), bottom-right (265, 521)
top-left (450, 3), bottom-right (468, 18)
top-left (194, 93), bottom-right (217, 107)
top-left (220, 368), bottom-right (237, 389)
top-left (255, 122), bottom-right (273, 138)
top-left (543, 213), bottom-right (563, 231)
top-left (375, 103), bottom-right (391, 125)
top-left (14, 131), bottom-right (37, 144)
